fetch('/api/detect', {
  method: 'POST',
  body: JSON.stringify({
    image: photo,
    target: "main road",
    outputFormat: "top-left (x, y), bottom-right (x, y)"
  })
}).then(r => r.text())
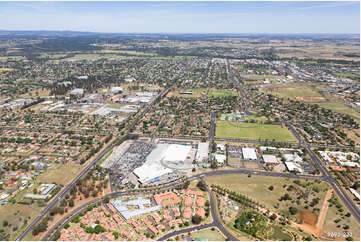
top-left (15, 138), bottom-right (120, 241)
top-left (16, 63), bottom-right (191, 241)
top-left (305, 145), bottom-right (360, 222)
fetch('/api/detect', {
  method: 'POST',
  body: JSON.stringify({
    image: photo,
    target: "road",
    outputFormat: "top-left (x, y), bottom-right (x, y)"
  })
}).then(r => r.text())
top-left (208, 111), bottom-right (216, 160)
top-left (202, 60), bottom-right (211, 84)
top-left (17, 60), bottom-right (360, 240)
top-left (17, 84), bottom-right (174, 240)
top-left (43, 179), bottom-right (189, 241)
top-left (156, 179), bottom-right (239, 241)
top-left (44, 173), bottom-right (239, 241)
top-left (157, 223), bottom-right (214, 241)
top-left (42, 166), bottom-right (358, 241)
top-left (15, 138), bottom-right (121, 241)
top-left (305, 145), bottom-right (360, 222)
top-left (17, 61), bottom-right (196, 240)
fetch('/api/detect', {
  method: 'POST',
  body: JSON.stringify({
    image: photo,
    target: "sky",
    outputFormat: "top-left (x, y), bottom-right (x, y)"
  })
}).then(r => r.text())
top-left (0, 1), bottom-right (359, 34)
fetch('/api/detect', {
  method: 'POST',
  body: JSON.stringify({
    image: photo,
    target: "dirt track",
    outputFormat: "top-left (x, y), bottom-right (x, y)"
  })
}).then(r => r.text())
top-left (294, 189), bottom-right (333, 238)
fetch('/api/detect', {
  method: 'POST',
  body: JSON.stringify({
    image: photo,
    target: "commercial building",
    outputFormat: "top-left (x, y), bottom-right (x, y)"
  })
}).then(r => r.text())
top-left (285, 162), bottom-right (303, 173)
top-left (215, 154), bottom-right (226, 164)
top-left (39, 184), bottom-right (56, 195)
top-left (81, 94), bottom-right (103, 103)
top-left (196, 142), bottom-right (209, 163)
top-left (111, 87), bottom-right (123, 94)
top-left (70, 88), bottom-right (84, 96)
top-left (262, 155), bottom-right (279, 165)
top-left (349, 188), bottom-right (360, 200)
top-left (134, 143), bottom-right (192, 184)
top-left (283, 153), bottom-right (302, 163)
top-left (242, 147), bottom-right (257, 160)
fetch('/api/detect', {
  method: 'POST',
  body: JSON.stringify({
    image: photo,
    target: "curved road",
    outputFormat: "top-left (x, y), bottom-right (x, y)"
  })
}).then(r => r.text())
top-left (21, 153), bottom-right (360, 241)
top-left (44, 168), bottom-right (328, 241)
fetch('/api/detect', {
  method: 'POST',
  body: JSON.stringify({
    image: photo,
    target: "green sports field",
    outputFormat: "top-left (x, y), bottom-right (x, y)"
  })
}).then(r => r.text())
top-left (216, 121), bottom-right (297, 142)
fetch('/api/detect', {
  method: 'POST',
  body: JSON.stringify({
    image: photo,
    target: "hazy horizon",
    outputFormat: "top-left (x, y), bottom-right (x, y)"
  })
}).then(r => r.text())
top-left (0, 1), bottom-right (359, 34)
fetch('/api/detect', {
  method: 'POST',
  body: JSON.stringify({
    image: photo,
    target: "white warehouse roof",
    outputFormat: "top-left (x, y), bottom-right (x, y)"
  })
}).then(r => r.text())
top-left (70, 88), bottom-right (84, 95)
top-left (215, 154), bottom-right (226, 164)
top-left (134, 143), bottom-right (192, 184)
top-left (242, 147), bottom-right (257, 160)
top-left (285, 162), bottom-right (303, 173)
top-left (111, 87), bottom-right (123, 93)
top-left (196, 142), bottom-right (209, 162)
top-left (133, 163), bottom-right (173, 184)
top-left (262, 155), bottom-right (278, 164)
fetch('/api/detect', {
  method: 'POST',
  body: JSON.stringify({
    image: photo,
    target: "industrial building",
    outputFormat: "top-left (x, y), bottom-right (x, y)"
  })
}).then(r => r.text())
top-left (196, 142), bottom-right (209, 163)
top-left (242, 147), bottom-right (257, 160)
top-left (262, 155), bottom-right (279, 165)
top-left (285, 162), bottom-right (303, 173)
top-left (81, 94), bottom-right (103, 103)
top-left (111, 87), bottom-right (123, 94)
top-left (215, 154), bottom-right (226, 164)
top-left (70, 88), bottom-right (84, 96)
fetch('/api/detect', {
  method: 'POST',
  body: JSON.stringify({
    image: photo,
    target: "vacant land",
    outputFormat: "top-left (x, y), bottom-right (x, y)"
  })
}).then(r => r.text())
top-left (321, 193), bottom-right (360, 241)
top-left (38, 53), bottom-right (69, 59)
top-left (314, 102), bottom-right (360, 121)
top-left (171, 88), bottom-right (208, 98)
top-left (0, 203), bottom-right (40, 240)
top-left (191, 228), bottom-right (226, 241)
top-left (244, 75), bottom-right (281, 81)
top-left (64, 54), bottom-right (124, 61)
top-left (97, 49), bottom-right (157, 56)
top-left (0, 56), bottom-right (26, 62)
top-left (261, 84), bottom-right (325, 102)
top-left (274, 44), bottom-right (360, 62)
top-left (20, 88), bottom-right (51, 99)
top-left (216, 121), bottom-right (296, 142)
top-left (246, 115), bottom-right (274, 122)
top-left (207, 174), bottom-right (333, 240)
top-left (103, 103), bottom-right (124, 109)
top-left (0, 68), bottom-right (14, 72)
top-left (208, 89), bottom-right (238, 98)
top-left (37, 163), bottom-right (82, 185)
top-left (334, 72), bottom-right (359, 79)
top-left (344, 129), bottom-right (360, 146)
top-left (206, 174), bottom-right (330, 218)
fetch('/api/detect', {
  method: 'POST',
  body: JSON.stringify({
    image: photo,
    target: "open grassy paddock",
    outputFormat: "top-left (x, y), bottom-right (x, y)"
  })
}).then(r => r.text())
top-left (334, 72), bottom-right (359, 79)
top-left (246, 115), bottom-right (274, 122)
top-left (190, 228), bottom-right (226, 241)
top-left (170, 88), bottom-right (208, 98)
top-left (206, 174), bottom-right (335, 240)
top-left (38, 53), bottom-right (69, 59)
top-left (206, 174), bottom-right (329, 215)
top-left (36, 163), bottom-right (82, 185)
top-left (216, 121), bottom-right (297, 142)
top-left (313, 102), bottom-right (360, 121)
top-left (207, 89), bottom-right (238, 98)
top-left (0, 68), bottom-right (14, 72)
top-left (244, 75), bottom-right (281, 81)
top-left (321, 192), bottom-right (360, 241)
top-left (0, 203), bottom-right (40, 240)
top-left (64, 54), bottom-right (124, 61)
top-left (260, 83), bottom-right (325, 102)
top-left (97, 49), bottom-right (157, 56)
top-left (0, 56), bottom-right (26, 62)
